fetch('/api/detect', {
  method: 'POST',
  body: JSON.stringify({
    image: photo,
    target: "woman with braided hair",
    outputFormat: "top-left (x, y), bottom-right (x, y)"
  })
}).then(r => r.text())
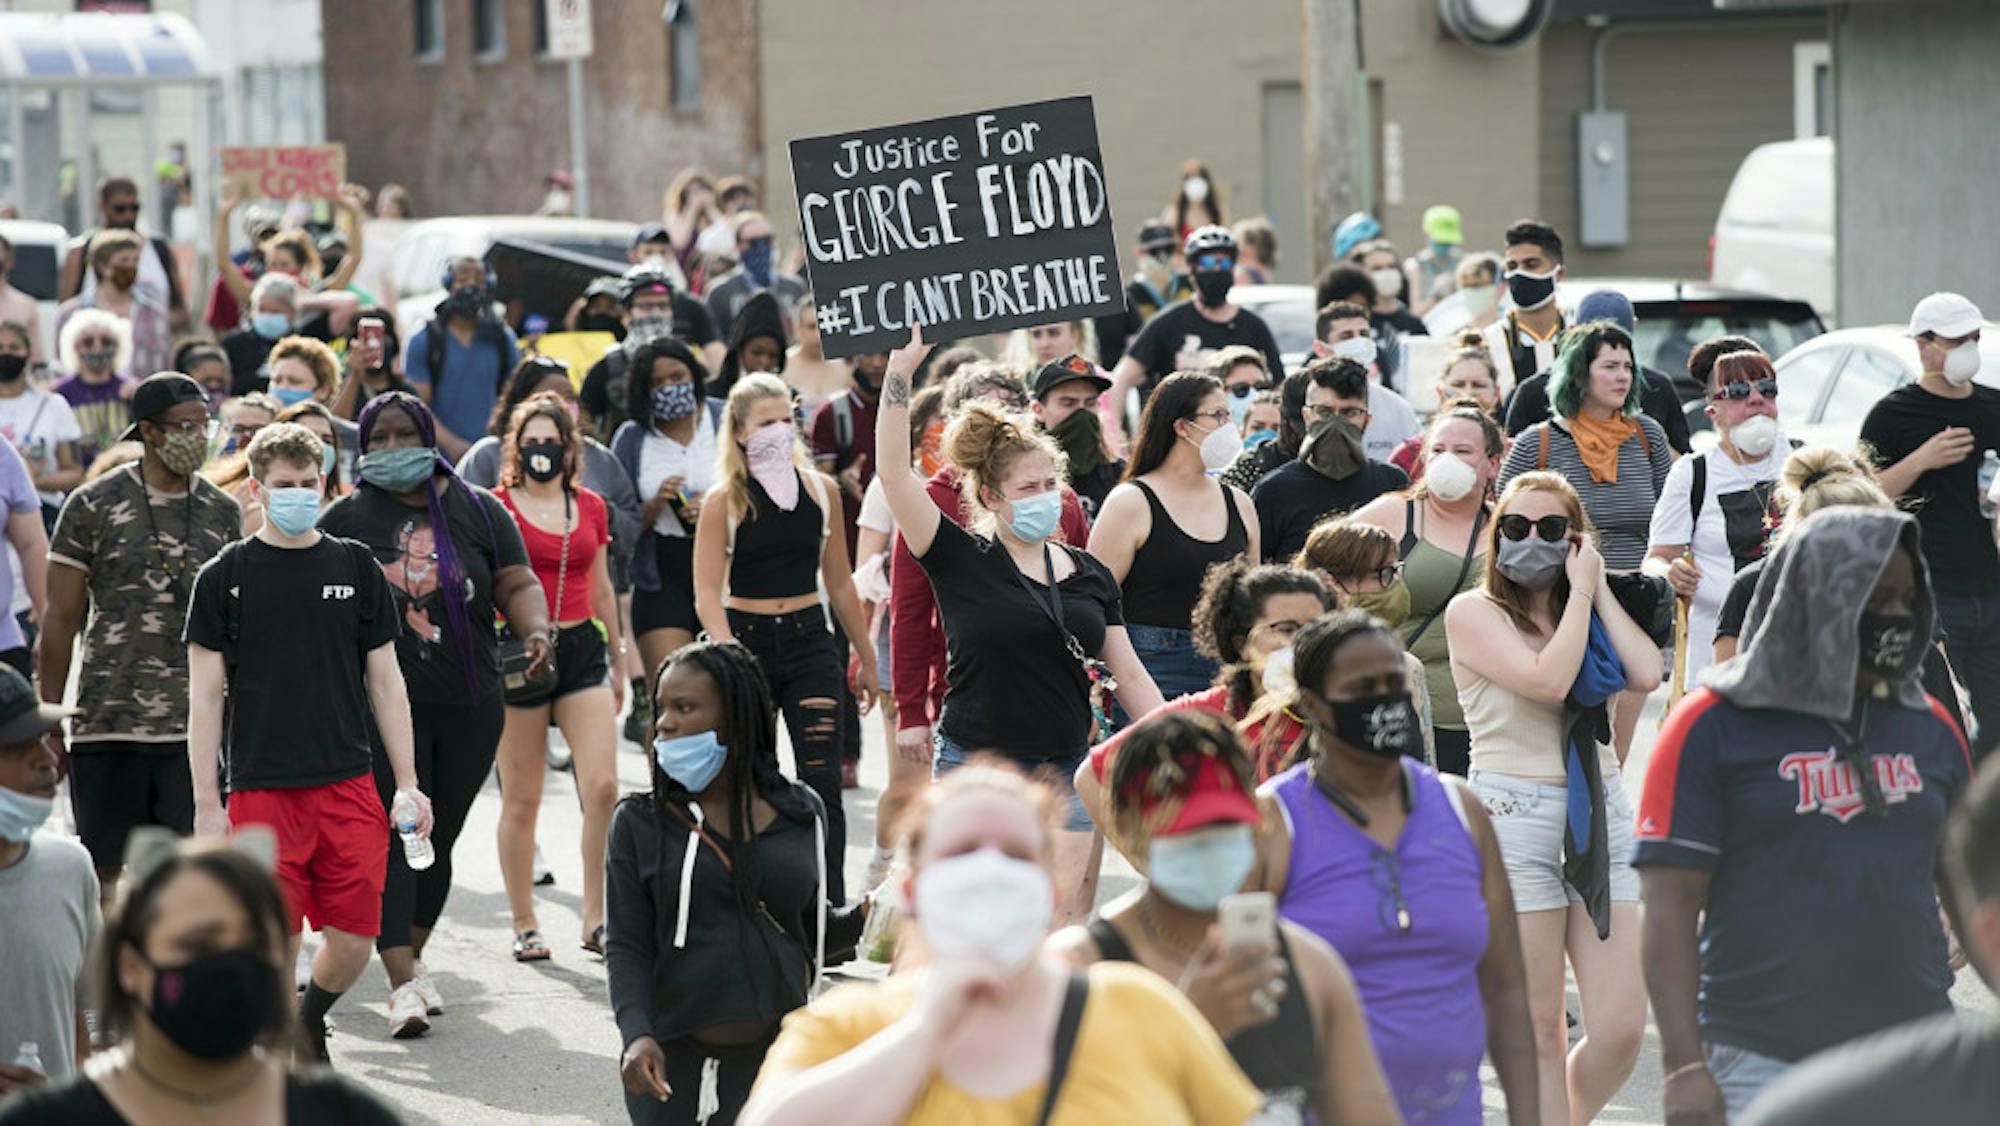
top-left (1054, 708), bottom-right (1398, 1125)
top-left (606, 639), bottom-right (865, 1126)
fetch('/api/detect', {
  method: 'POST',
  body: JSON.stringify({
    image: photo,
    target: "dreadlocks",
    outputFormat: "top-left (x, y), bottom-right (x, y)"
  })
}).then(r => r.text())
top-left (1285, 609), bottom-right (1401, 772)
top-left (1105, 709), bottom-right (1257, 855)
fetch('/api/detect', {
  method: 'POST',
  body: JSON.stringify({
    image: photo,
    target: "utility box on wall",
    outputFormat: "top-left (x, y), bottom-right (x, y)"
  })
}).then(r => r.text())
top-left (1577, 110), bottom-right (1629, 248)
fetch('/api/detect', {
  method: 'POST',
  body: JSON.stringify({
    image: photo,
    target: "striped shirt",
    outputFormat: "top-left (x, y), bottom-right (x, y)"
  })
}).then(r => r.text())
top-left (1497, 415), bottom-right (1672, 569)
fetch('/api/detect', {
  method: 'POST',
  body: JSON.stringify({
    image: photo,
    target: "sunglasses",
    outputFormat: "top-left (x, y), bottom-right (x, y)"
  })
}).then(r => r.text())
top-left (107, 203), bottom-right (140, 216)
top-left (1713, 378), bottom-right (1779, 402)
top-left (1192, 254), bottom-right (1234, 272)
top-left (1497, 514), bottom-right (1573, 542)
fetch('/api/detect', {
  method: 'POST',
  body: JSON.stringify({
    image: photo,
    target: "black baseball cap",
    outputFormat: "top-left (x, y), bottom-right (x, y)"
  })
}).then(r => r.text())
top-left (1032, 354), bottom-right (1112, 400)
top-left (0, 664), bottom-right (73, 745)
top-left (118, 372), bottom-right (208, 442)
top-left (1137, 222), bottom-right (1177, 254)
top-left (632, 222), bottom-right (670, 249)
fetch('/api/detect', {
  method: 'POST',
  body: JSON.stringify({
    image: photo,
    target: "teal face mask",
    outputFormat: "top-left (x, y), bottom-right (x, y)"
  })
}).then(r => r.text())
top-left (271, 385), bottom-right (314, 408)
top-left (1147, 824), bottom-right (1257, 911)
top-left (1005, 490), bottom-right (1062, 543)
top-left (0, 784), bottom-right (54, 843)
top-left (357, 447), bottom-right (437, 492)
top-left (654, 730), bottom-right (727, 793)
top-left (264, 486), bottom-right (320, 538)
top-left (320, 443), bottom-right (337, 477)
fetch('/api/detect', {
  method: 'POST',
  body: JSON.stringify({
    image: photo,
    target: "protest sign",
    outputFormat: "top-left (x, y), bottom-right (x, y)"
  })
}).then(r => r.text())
top-left (220, 144), bottom-right (346, 201)
top-left (788, 96), bottom-right (1123, 357)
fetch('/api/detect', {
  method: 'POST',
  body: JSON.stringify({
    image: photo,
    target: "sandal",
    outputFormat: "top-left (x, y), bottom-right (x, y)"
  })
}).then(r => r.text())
top-left (512, 930), bottom-right (552, 962)
top-left (581, 925), bottom-right (606, 956)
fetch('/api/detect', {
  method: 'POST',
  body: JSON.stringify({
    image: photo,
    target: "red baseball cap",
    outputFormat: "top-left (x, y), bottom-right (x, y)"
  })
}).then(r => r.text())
top-left (1148, 755), bottom-right (1262, 835)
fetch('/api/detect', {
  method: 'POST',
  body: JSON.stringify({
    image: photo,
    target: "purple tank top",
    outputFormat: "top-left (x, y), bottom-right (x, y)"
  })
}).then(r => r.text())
top-left (1267, 759), bottom-right (1490, 1125)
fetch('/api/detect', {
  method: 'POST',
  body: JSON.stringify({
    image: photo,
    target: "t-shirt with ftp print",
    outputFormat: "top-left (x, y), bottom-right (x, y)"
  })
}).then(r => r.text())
top-left (1633, 687), bottom-right (1971, 1063)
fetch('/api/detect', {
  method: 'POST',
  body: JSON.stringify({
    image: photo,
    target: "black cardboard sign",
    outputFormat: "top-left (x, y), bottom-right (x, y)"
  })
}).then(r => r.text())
top-left (788, 95), bottom-right (1124, 357)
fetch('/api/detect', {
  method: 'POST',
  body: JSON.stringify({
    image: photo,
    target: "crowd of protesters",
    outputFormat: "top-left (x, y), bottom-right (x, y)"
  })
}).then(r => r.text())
top-left (0, 159), bottom-right (1992, 1126)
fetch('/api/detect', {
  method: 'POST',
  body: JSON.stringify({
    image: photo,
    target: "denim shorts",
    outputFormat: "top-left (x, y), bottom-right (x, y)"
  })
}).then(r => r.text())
top-left (933, 730), bottom-right (1093, 832)
top-left (1125, 623), bottom-right (1220, 701)
top-left (1706, 1040), bottom-right (1792, 1118)
top-left (1469, 768), bottom-right (1639, 912)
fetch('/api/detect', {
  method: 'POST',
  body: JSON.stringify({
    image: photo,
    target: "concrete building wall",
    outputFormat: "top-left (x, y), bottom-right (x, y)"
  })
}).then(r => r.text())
top-left (323, 0), bottom-right (759, 223)
top-left (1834, 0), bottom-right (2000, 325)
top-left (758, 0), bottom-right (1300, 282)
top-left (1535, 19), bottom-right (1818, 280)
top-left (1359, 1), bottom-right (1542, 264)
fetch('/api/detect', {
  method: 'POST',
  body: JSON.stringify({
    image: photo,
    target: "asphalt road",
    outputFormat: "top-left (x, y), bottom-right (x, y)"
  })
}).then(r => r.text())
top-left (267, 693), bottom-right (1994, 1125)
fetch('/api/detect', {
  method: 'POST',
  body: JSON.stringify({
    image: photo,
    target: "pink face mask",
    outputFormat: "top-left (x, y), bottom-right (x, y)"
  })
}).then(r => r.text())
top-left (745, 421), bottom-right (799, 510)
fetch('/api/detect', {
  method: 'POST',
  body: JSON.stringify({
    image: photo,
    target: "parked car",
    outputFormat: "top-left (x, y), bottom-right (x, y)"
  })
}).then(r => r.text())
top-left (1230, 279), bottom-right (1825, 417)
top-left (1710, 137), bottom-right (1833, 320)
top-left (0, 219), bottom-right (69, 363)
top-left (389, 215), bottom-right (637, 338)
top-left (1705, 324), bottom-right (2000, 454)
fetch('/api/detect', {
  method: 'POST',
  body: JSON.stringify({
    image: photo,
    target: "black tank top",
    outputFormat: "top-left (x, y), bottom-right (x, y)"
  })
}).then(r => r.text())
top-left (1120, 479), bottom-right (1249, 628)
top-left (1086, 915), bottom-right (1320, 1114)
top-left (728, 473), bottom-right (823, 599)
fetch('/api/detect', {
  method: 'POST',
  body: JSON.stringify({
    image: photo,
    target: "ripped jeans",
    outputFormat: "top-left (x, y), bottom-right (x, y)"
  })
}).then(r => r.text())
top-left (728, 607), bottom-right (847, 904)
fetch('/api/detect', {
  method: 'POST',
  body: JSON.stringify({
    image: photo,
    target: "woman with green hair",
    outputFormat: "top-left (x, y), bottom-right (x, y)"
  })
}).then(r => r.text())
top-left (1496, 320), bottom-right (1671, 573)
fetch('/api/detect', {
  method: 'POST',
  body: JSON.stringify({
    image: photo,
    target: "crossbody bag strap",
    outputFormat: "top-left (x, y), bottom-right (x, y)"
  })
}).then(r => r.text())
top-left (1403, 504), bottom-right (1485, 650)
top-left (1035, 972), bottom-right (1091, 1126)
top-left (1010, 543), bottom-right (1086, 664)
top-left (551, 490), bottom-right (570, 624)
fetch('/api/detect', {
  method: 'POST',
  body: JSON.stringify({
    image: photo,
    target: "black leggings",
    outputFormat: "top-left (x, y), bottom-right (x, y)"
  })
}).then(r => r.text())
top-left (622, 1032), bottom-right (776, 1125)
top-left (373, 693), bottom-right (506, 952)
top-left (727, 607), bottom-right (846, 904)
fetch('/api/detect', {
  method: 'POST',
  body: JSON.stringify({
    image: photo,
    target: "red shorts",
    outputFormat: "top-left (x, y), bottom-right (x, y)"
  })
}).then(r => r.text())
top-left (228, 774), bottom-right (388, 937)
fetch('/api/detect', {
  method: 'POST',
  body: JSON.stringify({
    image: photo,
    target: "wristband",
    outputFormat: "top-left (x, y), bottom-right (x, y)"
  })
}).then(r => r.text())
top-left (1662, 1060), bottom-right (1709, 1084)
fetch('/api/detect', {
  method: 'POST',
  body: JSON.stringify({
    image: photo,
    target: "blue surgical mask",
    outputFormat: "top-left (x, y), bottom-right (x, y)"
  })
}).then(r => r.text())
top-left (654, 730), bottom-right (727, 793)
top-left (251, 311), bottom-right (291, 339)
top-left (320, 443), bottom-right (337, 476)
top-left (1147, 825), bottom-right (1257, 911)
top-left (1244, 428), bottom-right (1277, 450)
top-left (271, 385), bottom-right (314, 408)
top-left (1005, 490), bottom-right (1062, 543)
top-left (0, 785), bottom-right (54, 843)
top-left (1226, 388), bottom-right (1254, 427)
top-left (264, 486), bottom-right (320, 538)
top-left (357, 446), bottom-right (438, 492)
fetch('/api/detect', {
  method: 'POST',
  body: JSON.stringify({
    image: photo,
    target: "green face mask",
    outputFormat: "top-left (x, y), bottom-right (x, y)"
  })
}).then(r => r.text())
top-left (1346, 582), bottom-right (1412, 629)
top-left (1046, 406), bottom-right (1107, 476)
top-left (357, 446), bottom-right (438, 492)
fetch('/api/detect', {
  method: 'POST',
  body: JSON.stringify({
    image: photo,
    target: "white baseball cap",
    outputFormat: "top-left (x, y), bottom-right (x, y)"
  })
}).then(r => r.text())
top-left (1908, 292), bottom-right (1985, 339)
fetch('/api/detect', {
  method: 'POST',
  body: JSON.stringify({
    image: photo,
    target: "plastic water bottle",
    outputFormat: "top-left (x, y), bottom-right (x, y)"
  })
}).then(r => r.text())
top-left (12, 1042), bottom-right (41, 1075)
top-left (1981, 450), bottom-right (2000, 520)
top-left (392, 793), bottom-right (434, 872)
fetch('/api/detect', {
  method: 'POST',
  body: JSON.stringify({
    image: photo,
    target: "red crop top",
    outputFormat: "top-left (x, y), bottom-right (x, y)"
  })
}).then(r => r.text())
top-left (497, 485), bottom-right (610, 622)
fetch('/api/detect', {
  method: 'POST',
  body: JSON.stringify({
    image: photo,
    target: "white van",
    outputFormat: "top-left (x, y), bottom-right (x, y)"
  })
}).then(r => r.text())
top-left (1710, 137), bottom-right (1834, 321)
top-left (0, 220), bottom-right (69, 363)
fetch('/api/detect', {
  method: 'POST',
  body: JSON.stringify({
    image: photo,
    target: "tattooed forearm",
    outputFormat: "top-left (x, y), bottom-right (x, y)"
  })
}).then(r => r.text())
top-left (884, 371), bottom-right (911, 408)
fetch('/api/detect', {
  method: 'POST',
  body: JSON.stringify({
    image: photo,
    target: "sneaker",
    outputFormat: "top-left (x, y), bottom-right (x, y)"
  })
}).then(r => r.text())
top-left (410, 961), bottom-right (444, 1016)
top-left (533, 845), bottom-right (555, 887)
top-left (623, 687), bottom-right (651, 745)
top-left (294, 942), bottom-right (314, 992)
top-left (388, 983), bottom-right (430, 1040)
top-left (296, 1016), bottom-right (331, 1065)
top-left (546, 733), bottom-right (573, 772)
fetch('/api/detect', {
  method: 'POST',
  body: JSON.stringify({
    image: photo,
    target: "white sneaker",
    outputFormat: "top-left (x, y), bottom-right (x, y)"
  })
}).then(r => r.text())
top-left (545, 736), bottom-right (573, 772)
top-left (533, 845), bottom-right (555, 887)
top-left (388, 983), bottom-right (430, 1039)
top-left (863, 849), bottom-right (897, 893)
top-left (294, 942), bottom-right (314, 991)
top-left (410, 961), bottom-right (444, 1016)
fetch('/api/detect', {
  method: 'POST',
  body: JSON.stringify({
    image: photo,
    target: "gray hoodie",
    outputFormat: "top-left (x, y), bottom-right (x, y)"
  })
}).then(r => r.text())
top-left (1702, 506), bottom-right (1933, 720)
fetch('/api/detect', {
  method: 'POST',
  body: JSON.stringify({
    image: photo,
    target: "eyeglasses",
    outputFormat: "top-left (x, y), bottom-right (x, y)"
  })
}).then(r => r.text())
top-left (1185, 408), bottom-right (1232, 427)
top-left (1192, 253), bottom-right (1234, 272)
top-left (155, 417), bottom-right (216, 438)
top-left (1497, 514), bottom-right (1573, 542)
top-left (1336, 562), bottom-right (1404, 590)
top-left (229, 421), bottom-right (267, 443)
top-left (1372, 850), bottom-right (1413, 934)
top-left (1253, 619), bottom-right (1308, 642)
top-left (1712, 378), bottom-right (1779, 402)
top-left (1305, 403), bottom-right (1369, 425)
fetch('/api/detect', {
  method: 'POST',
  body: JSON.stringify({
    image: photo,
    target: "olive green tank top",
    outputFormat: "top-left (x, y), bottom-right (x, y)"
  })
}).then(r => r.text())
top-left (1399, 500), bottom-right (1485, 731)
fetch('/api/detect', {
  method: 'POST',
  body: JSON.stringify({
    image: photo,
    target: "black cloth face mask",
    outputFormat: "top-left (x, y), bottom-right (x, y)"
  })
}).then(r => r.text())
top-left (141, 945), bottom-right (283, 1060)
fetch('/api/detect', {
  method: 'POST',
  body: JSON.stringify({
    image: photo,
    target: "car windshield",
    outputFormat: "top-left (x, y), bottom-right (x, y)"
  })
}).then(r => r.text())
top-left (7, 243), bottom-right (58, 301)
top-left (1631, 303), bottom-right (1824, 387)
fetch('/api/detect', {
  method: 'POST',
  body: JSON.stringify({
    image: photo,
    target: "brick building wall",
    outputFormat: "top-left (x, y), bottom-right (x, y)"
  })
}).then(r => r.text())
top-left (323, 0), bottom-right (761, 224)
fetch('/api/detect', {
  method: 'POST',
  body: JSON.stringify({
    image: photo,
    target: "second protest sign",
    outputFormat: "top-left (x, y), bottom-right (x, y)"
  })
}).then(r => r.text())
top-left (788, 96), bottom-right (1124, 357)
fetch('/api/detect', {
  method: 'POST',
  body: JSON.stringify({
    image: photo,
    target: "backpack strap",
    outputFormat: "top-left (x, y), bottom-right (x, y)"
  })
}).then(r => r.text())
top-left (1688, 453), bottom-right (1708, 528)
top-left (1536, 424), bottom-right (1550, 472)
top-left (1035, 973), bottom-right (1091, 1126)
top-left (831, 395), bottom-right (854, 459)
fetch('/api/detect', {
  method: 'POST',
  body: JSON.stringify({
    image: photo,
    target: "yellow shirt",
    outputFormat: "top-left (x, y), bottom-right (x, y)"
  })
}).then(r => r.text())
top-left (755, 962), bottom-right (1262, 1125)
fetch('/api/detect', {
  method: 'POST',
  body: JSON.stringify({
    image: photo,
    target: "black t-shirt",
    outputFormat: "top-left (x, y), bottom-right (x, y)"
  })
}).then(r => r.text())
top-left (220, 309), bottom-right (336, 395)
top-left (1860, 383), bottom-right (2000, 595)
top-left (0, 1068), bottom-right (402, 1125)
top-left (1739, 1011), bottom-right (2000, 1126)
top-left (1373, 306), bottom-right (1427, 336)
top-left (1251, 459), bottom-right (1410, 562)
top-left (1715, 557), bottom-right (1763, 642)
top-left (185, 535), bottom-right (400, 792)
top-left (1124, 300), bottom-right (1286, 394)
top-left (1503, 365), bottom-right (1694, 454)
top-left (916, 517), bottom-right (1123, 758)
top-left (319, 481), bottom-right (528, 704)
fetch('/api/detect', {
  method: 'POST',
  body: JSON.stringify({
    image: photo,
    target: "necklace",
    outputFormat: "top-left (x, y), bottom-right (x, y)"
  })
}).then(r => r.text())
top-left (1135, 897), bottom-right (1203, 961)
top-left (128, 1052), bottom-right (266, 1108)
top-left (136, 465), bottom-right (198, 596)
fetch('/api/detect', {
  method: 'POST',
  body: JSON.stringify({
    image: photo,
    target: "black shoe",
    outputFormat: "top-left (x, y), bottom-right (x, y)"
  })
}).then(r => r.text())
top-left (297, 1017), bottom-right (331, 1065)
top-left (623, 690), bottom-right (651, 745)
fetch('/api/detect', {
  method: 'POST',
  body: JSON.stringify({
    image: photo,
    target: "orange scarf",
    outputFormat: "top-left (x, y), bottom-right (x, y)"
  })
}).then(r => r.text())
top-left (1568, 413), bottom-right (1639, 484)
